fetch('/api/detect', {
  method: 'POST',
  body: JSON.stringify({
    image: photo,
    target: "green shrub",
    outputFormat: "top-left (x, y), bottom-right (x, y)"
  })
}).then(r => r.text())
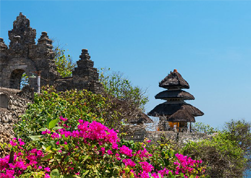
top-left (14, 86), bottom-right (120, 141)
top-left (182, 132), bottom-right (247, 178)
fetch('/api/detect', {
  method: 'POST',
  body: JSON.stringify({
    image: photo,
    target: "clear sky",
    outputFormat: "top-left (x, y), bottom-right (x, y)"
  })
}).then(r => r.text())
top-left (1, 0), bottom-right (251, 129)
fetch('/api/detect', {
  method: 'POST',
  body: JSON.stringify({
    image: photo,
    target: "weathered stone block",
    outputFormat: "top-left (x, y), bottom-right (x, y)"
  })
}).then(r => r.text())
top-left (0, 93), bottom-right (9, 108)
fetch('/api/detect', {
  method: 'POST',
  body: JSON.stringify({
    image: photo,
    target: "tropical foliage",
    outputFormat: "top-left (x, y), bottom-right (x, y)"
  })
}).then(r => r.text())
top-left (182, 121), bottom-right (250, 178)
top-left (54, 47), bottom-right (75, 78)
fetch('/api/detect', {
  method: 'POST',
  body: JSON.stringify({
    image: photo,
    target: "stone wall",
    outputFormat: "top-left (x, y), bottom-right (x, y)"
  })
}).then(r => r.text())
top-left (0, 87), bottom-right (32, 134)
top-left (0, 86), bottom-right (33, 157)
top-left (123, 126), bottom-right (214, 145)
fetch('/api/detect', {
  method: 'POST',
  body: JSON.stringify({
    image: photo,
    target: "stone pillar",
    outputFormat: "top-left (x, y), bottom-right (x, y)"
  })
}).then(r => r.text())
top-left (8, 12), bottom-right (36, 58)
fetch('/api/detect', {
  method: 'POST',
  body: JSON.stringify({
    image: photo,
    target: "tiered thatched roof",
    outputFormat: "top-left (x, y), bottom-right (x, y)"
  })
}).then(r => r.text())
top-left (127, 112), bottom-right (154, 124)
top-left (159, 69), bottom-right (189, 89)
top-left (155, 90), bottom-right (195, 100)
top-left (148, 102), bottom-right (203, 122)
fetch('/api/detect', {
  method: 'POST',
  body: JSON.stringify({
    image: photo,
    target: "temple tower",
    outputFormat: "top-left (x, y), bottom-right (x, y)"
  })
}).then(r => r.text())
top-left (148, 69), bottom-right (204, 131)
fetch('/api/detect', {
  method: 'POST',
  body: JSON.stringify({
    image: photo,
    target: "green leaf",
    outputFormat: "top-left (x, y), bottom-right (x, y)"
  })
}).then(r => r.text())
top-left (82, 155), bottom-right (90, 162)
top-left (49, 119), bottom-right (59, 129)
top-left (38, 128), bottom-right (47, 131)
top-left (179, 173), bottom-right (184, 178)
top-left (41, 153), bottom-right (53, 161)
top-left (50, 169), bottom-right (60, 177)
top-left (81, 170), bottom-right (89, 177)
top-left (45, 146), bottom-right (52, 152)
top-left (53, 126), bottom-right (63, 130)
top-left (29, 135), bottom-right (42, 141)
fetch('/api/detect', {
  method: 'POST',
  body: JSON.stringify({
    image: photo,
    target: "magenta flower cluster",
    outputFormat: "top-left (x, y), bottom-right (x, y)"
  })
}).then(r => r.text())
top-left (1, 117), bottom-right (205, 178)
top-left (174, 153), bottom-right (204, 177)
top-left (0, 147), bottom-right (49, 178)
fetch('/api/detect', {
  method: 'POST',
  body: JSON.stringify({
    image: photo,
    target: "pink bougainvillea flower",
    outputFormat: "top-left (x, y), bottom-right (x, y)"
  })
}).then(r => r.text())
top-left (45, 173), bottom-right (51, 178)
top-left (18, 138), bottom-right (25, 146)
top-left (44, 167), bottom-right (50, 172)
top-left (78, 119), bottom-right (84, 123)
top-left (60, 116), bottom-right (68, 122)
top-left (107, 149), bottom-right (113, 155)
top-left (119, 145), bottom-right (133, 157)
top-left (122, 159), bottom-right (136, 167)
top-left (10, 140), bottom-right (17, 146)
top-left (139, 161), bottom-right (154, 173)
top-left (42, 129), bottom-right (51, 135)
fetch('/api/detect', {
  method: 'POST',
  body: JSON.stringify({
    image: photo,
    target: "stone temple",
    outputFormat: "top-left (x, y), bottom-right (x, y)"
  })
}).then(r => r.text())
top-left (0, 13), bottom-right (102, 93)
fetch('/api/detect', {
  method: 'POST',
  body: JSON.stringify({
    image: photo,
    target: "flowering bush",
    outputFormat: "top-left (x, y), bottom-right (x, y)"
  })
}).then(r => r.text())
top-left (14, 87), bottom-right (120, 142)
top-left (3, 117), bottom-right (207, 177)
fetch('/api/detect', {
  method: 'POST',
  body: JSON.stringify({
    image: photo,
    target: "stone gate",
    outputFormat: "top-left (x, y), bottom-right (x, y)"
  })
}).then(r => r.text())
top-left (0, 13), bottom-right (102, 93)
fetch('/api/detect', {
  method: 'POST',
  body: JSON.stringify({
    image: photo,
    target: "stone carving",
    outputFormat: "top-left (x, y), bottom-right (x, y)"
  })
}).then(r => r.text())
top-left (0, 13), bottom-right (102, 94)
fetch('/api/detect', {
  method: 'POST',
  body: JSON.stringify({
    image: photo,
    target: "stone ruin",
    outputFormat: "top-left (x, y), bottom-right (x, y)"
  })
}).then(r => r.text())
top-left (0, 12), bottom-right (103, 93)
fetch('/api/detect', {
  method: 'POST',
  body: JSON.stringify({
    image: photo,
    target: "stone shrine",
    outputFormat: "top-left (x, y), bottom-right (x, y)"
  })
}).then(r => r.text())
top-left (0, 13), bottom-right (102, 93)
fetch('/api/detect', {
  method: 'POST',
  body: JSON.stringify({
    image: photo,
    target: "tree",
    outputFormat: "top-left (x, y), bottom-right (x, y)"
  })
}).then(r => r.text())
top-left (99, 68), bottom-right (148, 111)
top-left (99, 68), bottom-right (150, 128)
top-left (223, 119), bottom-right (251, 171)
top-left (54, 47), bottom-right (76, 78)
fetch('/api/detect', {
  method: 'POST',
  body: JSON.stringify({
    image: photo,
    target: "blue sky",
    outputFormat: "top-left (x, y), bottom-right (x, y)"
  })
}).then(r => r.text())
top-left (1, 1), bottom-right (251, 129)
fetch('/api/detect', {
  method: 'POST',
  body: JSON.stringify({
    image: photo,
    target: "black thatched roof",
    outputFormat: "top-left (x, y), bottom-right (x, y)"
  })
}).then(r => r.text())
top-left (159, 69), bottom-right (189, 89)
top-left (148, 102), bottom-right (203, 119)
top-left (167, 110), bottom-right (196, 122)
top-left (155, 90), bottom-right (195, 100)
top-left (127, 112), bottom-right (154, 124)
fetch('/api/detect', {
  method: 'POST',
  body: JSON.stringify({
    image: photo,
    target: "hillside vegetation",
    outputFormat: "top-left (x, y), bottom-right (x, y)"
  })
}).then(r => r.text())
top-left (0, 69), bottom-right (250, 177)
